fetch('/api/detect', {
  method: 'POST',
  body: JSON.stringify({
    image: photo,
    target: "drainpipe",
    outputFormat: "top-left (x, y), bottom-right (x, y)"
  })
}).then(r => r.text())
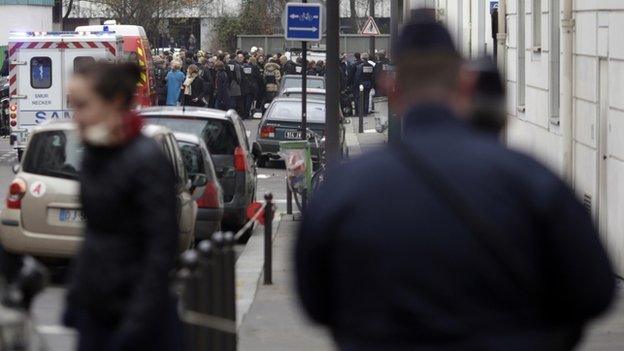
top-left (496, 0), bottom-right (507, 143)
top-left (561, 0), bottom-right (574, 182)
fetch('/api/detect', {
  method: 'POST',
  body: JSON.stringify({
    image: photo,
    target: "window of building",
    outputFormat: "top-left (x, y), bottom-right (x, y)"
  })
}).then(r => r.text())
top-left (532, 0), bottom-right (542, 50)
top-left (30, 57), bottom-right (52, 89)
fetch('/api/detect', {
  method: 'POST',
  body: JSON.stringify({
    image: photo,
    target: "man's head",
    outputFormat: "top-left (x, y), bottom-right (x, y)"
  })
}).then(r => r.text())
top-left (387, 11), bottom-right (474, 117)
top-left (361, 53), bottom-right (369, 61)
top-left (354, 52), bottom-right (361, 61)
top-left (236, 53), bottom-right (244, 63)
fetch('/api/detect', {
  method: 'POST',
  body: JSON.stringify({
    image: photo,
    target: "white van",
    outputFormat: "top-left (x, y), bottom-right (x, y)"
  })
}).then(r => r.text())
top-left (7, 31), bottom-right (122, 155)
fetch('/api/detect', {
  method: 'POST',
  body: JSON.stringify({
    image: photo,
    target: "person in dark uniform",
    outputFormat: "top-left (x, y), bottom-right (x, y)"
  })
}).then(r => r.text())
top-left (354, 53), bottom-right (374, 116)
top-left (373, 51), bottom-right (390, 97)
top-left (242, 57), bottom-right (260, 119)
top-left (153, 57), bottom-right (168, 106)
top-left (296, 13), bottom-right (615, 351)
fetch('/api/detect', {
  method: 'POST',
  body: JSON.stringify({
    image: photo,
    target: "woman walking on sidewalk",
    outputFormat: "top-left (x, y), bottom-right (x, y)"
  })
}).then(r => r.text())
top-left (63, 61), bottom-right (181, 351)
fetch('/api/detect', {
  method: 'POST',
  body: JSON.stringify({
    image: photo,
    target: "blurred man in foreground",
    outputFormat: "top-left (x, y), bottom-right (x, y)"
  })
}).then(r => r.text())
top-left (296, 13), bottom-right (615, 351)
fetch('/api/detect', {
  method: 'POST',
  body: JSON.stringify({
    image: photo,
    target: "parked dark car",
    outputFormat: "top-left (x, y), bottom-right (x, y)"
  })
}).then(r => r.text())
top-left (256, 97), bottom-right (348, 167)
top-left (174, 132), bottom-right (224, 240)
top-left (139, 107), bottom-right (260, 231)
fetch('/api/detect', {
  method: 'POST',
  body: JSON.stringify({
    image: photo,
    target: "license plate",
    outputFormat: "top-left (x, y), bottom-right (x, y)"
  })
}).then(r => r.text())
top-left (285, 130), bottom-right (311, 140)
top-left (285, 130), bottom-right (302, 139)
top-left (58, 209), bottom-right (85, 223)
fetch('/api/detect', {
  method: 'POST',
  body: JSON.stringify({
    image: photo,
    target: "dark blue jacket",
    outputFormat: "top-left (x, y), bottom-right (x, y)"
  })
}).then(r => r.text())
top-left (296, 104), bottom-right (615, 351)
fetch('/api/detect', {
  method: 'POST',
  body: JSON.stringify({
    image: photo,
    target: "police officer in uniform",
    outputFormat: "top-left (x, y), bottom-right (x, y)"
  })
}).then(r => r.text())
top-left (354, 53), bottom-right (374, 116)
top-left (296, 12), bottom-right (615, 351)
top-left (153, 58), bottom-right (168, 106)
top-left (373, 51), bottom-right (390, 97)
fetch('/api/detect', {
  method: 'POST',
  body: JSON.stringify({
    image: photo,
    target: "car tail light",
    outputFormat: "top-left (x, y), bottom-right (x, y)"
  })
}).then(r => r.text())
top-left (260, 125), bottom-right (275, 138)
top-left (7, 179), bottom-right (26, 209)
top-left (196, 181), bottom-right (222, 209)
top-left (234, 146), bottom-right (248, 172)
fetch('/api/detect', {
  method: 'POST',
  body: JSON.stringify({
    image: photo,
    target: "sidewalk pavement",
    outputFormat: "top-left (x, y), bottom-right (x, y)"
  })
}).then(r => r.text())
top-left (346, 97), bottom-right (388, 158)
top-left (238, 214), bottom-right (333, 351)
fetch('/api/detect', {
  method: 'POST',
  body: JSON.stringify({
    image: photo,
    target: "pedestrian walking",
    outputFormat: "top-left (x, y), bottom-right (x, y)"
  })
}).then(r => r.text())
top-left (263, 58), bottom-right (281, 107)
top-left (153, 57), bottom-right (168, 106)
top-left (354, 53), bottom-right (374, 116)
top-left (214, 60), bottom-right (230, 111)
top-left (296, 13), bottom-right (615, 351)
top-left (315, 60), bottom-right (326, 76)
top-left (64, 61), bottom-right (181, 351)
top-left (227, 54), bottom-right (243, 113)
top-left (199, 58), bottom-right (214, 107)
top-left (165, 60), bottom-right (185, 106)
top-left (182, 64), bottom-right (205, 107)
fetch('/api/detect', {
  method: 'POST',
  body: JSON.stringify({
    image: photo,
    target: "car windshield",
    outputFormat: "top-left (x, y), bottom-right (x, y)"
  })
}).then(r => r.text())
top-left (267, 101), bottom-right (326, 123)
top-left (144, 116), bottom-right (239, 155)
top-left (22, 130), bottom-right (82, 180)
top-left (282, 77), bottom-right (325, 90)
top-left (178, 141), bottom-right (205, 176)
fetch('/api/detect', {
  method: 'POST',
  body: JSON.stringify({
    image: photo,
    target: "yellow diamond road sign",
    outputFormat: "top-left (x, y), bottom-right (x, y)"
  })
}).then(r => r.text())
top-left (361, 16), bottom-right (381, 36)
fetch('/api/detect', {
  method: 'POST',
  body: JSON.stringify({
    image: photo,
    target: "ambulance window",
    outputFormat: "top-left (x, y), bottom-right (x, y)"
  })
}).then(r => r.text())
top-left (30, 57), bottom-right (52, 89)
top-left (74, 57), bottom-right (95, 73)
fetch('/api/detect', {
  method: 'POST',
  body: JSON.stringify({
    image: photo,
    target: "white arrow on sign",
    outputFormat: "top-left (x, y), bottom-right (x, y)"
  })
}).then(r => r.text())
top-left (289, 27), bottom-right (318, 32)
top-left (289, 14), bottom-right (320, 20)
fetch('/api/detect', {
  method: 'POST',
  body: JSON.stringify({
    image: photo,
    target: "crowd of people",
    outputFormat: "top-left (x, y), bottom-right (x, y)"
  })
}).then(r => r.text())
top-left (152, 47), bottom-right (391, 118)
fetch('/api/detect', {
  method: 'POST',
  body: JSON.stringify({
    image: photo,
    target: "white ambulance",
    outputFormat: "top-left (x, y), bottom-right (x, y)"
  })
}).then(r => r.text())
top-left (7, 31), bottom-right (123, 155)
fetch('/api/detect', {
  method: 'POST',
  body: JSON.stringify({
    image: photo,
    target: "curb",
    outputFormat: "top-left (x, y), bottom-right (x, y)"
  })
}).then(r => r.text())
top-left (235, 214), bottom-right (283, 329)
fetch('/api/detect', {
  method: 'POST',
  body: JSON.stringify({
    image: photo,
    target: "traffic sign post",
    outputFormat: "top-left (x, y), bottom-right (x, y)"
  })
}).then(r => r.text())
top-left (284, 2), bottom-right (324, 206)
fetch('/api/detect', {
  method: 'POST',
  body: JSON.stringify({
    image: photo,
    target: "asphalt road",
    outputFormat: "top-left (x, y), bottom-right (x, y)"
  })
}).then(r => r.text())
top-left (0, 118), bottom-right (288, 350)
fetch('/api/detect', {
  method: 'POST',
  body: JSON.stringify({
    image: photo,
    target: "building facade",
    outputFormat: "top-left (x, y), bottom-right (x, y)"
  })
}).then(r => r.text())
top-left (438, 0), bottom-right (624, 275)
top-left (0, 0), bottom-right (54, 62)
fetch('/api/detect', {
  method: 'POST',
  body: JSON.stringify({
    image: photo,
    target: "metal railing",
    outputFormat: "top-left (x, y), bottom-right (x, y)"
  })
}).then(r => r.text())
top-left (176, 193), bottom-right (275, 350)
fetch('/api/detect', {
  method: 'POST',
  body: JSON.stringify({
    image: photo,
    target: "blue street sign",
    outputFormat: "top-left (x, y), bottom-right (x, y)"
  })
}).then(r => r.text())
top-left (284, 3), bottom-right (323, 42)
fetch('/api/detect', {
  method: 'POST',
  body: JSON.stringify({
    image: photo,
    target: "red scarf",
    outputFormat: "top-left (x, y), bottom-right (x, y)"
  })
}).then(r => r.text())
top-left (122, 111), bottom-right (144, 143)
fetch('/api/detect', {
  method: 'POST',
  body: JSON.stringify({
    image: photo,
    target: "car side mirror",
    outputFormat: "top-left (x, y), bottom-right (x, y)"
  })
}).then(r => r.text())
top-left (251, 141), bottom-right (262, 160)
top-left (264, 103), bottom-right (270, 110)
top-left (12, 164), bottom-right (20, 174)
top-left (189, 174), bottom-right (208, 201)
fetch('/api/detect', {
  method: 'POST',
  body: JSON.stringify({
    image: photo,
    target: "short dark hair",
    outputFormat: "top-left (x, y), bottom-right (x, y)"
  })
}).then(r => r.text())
top-left (74, 61), bottom-right (141, 110)
top-left (396, 52), bottom-right (462, 94)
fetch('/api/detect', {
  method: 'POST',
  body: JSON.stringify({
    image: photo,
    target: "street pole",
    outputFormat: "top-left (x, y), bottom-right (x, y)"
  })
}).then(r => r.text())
top-left (388, 0), bottom-right (402, 145)
top-left (369, 0), bottom-right (376, 55)
top-left (325, 0), bottom-right (340, 166)
top-left (301, 0), bottom-right (308, 144)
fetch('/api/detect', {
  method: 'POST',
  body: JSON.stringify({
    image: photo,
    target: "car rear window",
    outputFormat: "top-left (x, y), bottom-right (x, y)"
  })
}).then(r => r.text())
top-left (178, 141), bottom-right (205, 176)
top-left (143, 116), bottom-right (239, 155)
top-left (22, 130), bottom-right (82, 180)
top-left (282, 77), bottom-right (324, 90)
top-left (267, 101), bottom-right (326, 123)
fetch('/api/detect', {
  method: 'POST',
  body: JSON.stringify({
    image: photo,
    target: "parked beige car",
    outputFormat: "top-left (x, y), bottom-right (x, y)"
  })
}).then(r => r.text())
top-left (0, 121), bottom-right (197, 258)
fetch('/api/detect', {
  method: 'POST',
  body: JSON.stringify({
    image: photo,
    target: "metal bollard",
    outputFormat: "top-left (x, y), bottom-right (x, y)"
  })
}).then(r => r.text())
top-left (222, 232), bottom-right (237, 351)
top-left (286, 182), bottom-right (293, 215)
top-left (210, 232), bottom-right (226, 351)
top-left (178, 249), bottom-right (201, 350)
top-left (264, 193), bottom-right (274, 285)
top-left (359, 84), bottom-right (365, 133)
top-left (197, 240), bottom-right (214, 349)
